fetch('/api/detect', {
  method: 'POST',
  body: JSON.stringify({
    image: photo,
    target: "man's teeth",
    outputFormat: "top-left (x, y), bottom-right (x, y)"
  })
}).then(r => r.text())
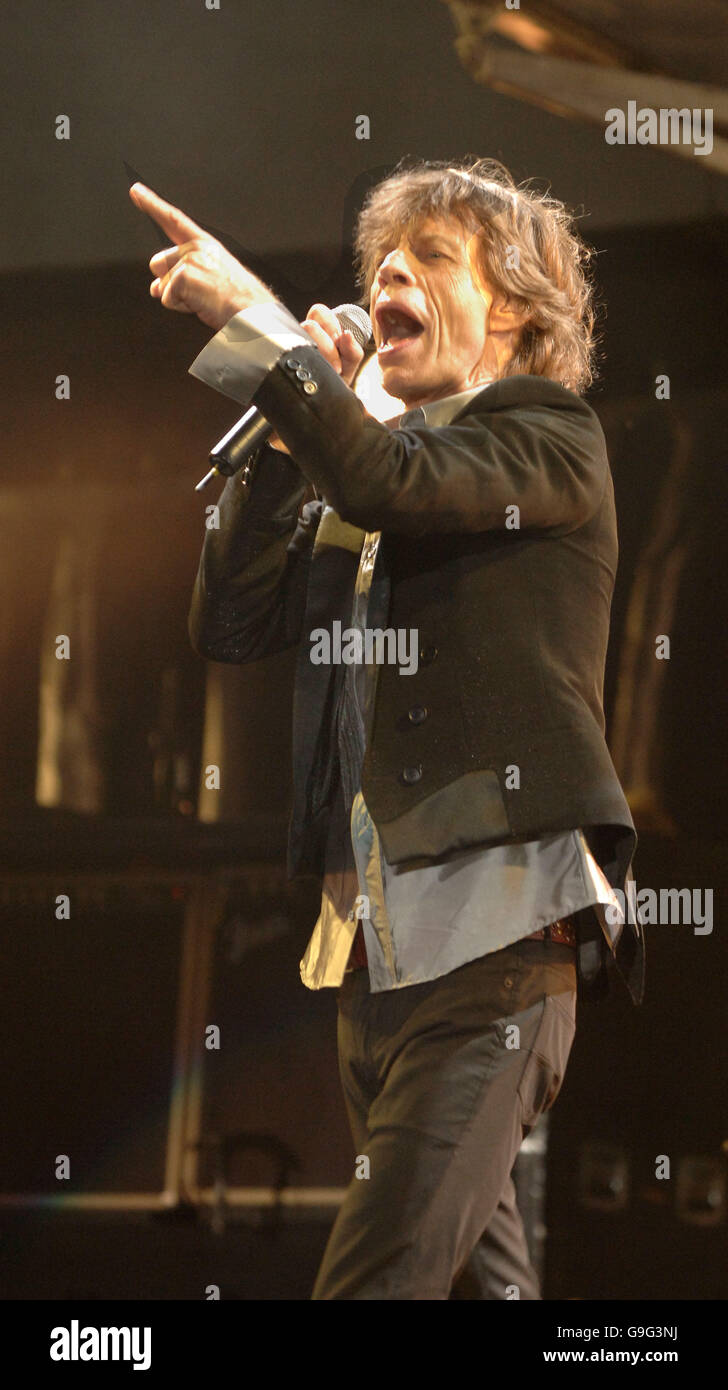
top-left (381, 310), bottom-right (421, 345)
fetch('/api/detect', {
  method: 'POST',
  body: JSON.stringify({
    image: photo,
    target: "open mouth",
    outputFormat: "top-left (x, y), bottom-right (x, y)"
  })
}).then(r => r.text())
top-left (376, 305), bottom-right (425, 355)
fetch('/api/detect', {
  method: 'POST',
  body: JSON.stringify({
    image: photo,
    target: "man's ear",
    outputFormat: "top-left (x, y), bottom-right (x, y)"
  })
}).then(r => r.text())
top-left (488, 294), bottom-right (531, 335)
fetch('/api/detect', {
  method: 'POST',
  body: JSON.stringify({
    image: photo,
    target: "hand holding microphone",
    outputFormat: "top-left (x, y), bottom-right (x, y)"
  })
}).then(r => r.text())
top-left (298, 303), bottom-right (368, 386)
top-left (264, 302), bottom-right (369, 459)
top-left (194, 300), bottom-right (371, 489)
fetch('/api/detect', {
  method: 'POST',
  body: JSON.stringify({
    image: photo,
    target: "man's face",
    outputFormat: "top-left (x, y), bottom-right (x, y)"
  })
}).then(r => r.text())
top-left (368, 212), bottom-right (500, 408)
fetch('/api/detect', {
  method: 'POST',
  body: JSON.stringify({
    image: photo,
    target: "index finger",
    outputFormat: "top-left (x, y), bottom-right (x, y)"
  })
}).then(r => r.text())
top-left (306, 303), bottom-right (343, 340)
top-left (129, 182), bottom-right (205, 245)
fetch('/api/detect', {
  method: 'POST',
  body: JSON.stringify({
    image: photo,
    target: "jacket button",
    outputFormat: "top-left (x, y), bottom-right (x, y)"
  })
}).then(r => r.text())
top-left (419, 643), bottom-right (438, 665)
top-left (408, 705), bottom-right (429, 725)
top-left (285, 357), bottom-right (301, 369)
top-left (401, 764), bottom-right (423, 785)
top-left (303, 380), bottom-right (318, 394)
top-left (295, 368), bottom-right (311, 380)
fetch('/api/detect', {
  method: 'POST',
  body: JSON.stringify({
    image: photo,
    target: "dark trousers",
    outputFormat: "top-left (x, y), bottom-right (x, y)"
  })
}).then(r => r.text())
top-left (311, 936), bottom-right (577, 1300)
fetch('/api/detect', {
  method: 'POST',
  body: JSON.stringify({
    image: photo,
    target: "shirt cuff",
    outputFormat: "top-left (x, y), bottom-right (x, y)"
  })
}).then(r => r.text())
top-left (188, 300), bottom-right (315, 407)
top-left (580, 832), bottom-right (626, 926)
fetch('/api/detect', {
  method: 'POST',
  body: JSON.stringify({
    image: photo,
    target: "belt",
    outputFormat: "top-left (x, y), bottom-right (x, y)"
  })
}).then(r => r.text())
top-left (345, 914), bottom-right (577, 972)
top-left (347, 920), bottom-right (369, 971)
top-left (526, 916), bottom-right (577, 947)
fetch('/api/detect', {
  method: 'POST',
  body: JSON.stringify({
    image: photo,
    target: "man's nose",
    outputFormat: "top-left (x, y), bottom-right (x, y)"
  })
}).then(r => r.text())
top-left (377, 247), bottom-right (415, 286)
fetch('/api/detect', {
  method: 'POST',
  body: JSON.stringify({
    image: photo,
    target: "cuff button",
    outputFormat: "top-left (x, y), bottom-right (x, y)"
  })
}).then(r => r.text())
top-left (407, 705), bottom-right (429, 725)
top-left (303, 380), bottom-right (318, 394)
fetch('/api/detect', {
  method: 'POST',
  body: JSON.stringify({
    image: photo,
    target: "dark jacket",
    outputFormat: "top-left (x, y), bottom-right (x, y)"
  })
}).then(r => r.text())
top-left (188, 345), bottom-right (645, 1004)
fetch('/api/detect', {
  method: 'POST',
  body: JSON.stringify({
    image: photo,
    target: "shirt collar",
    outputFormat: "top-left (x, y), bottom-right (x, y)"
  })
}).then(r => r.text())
top-left (390, 381), bottom-right (494, 430)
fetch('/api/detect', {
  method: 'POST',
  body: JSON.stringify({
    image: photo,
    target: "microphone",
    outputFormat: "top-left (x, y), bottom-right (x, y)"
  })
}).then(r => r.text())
top-left (194, 303), bottom-right (372, 492)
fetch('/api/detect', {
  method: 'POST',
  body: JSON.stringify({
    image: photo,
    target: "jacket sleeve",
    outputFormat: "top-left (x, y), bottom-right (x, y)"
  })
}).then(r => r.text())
top-left (251, 346), bottom-right (609, 537)
top-left (187, 442), bottom-right (320, 663)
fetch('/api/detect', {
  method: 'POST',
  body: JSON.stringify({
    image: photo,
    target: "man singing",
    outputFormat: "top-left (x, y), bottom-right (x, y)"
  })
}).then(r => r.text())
top-left (130, 158), bottom-right (644, 1300)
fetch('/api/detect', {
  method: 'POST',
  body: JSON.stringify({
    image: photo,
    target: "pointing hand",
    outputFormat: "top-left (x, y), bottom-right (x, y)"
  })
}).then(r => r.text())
top-left (129, 182), bottom-right (276, 332)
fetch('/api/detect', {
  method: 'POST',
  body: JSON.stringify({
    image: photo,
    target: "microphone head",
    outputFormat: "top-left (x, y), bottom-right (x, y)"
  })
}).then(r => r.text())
top-left (333, 302), bottom-right (372, 349)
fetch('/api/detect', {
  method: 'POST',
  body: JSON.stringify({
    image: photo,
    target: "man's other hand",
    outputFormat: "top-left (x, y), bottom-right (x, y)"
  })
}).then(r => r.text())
top-left (129, 182), bottom-right (276, 332)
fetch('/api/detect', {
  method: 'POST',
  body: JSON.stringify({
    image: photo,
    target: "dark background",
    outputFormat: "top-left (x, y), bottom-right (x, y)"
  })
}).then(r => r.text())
top-left (0, 0), bottom-right (726, 1301)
